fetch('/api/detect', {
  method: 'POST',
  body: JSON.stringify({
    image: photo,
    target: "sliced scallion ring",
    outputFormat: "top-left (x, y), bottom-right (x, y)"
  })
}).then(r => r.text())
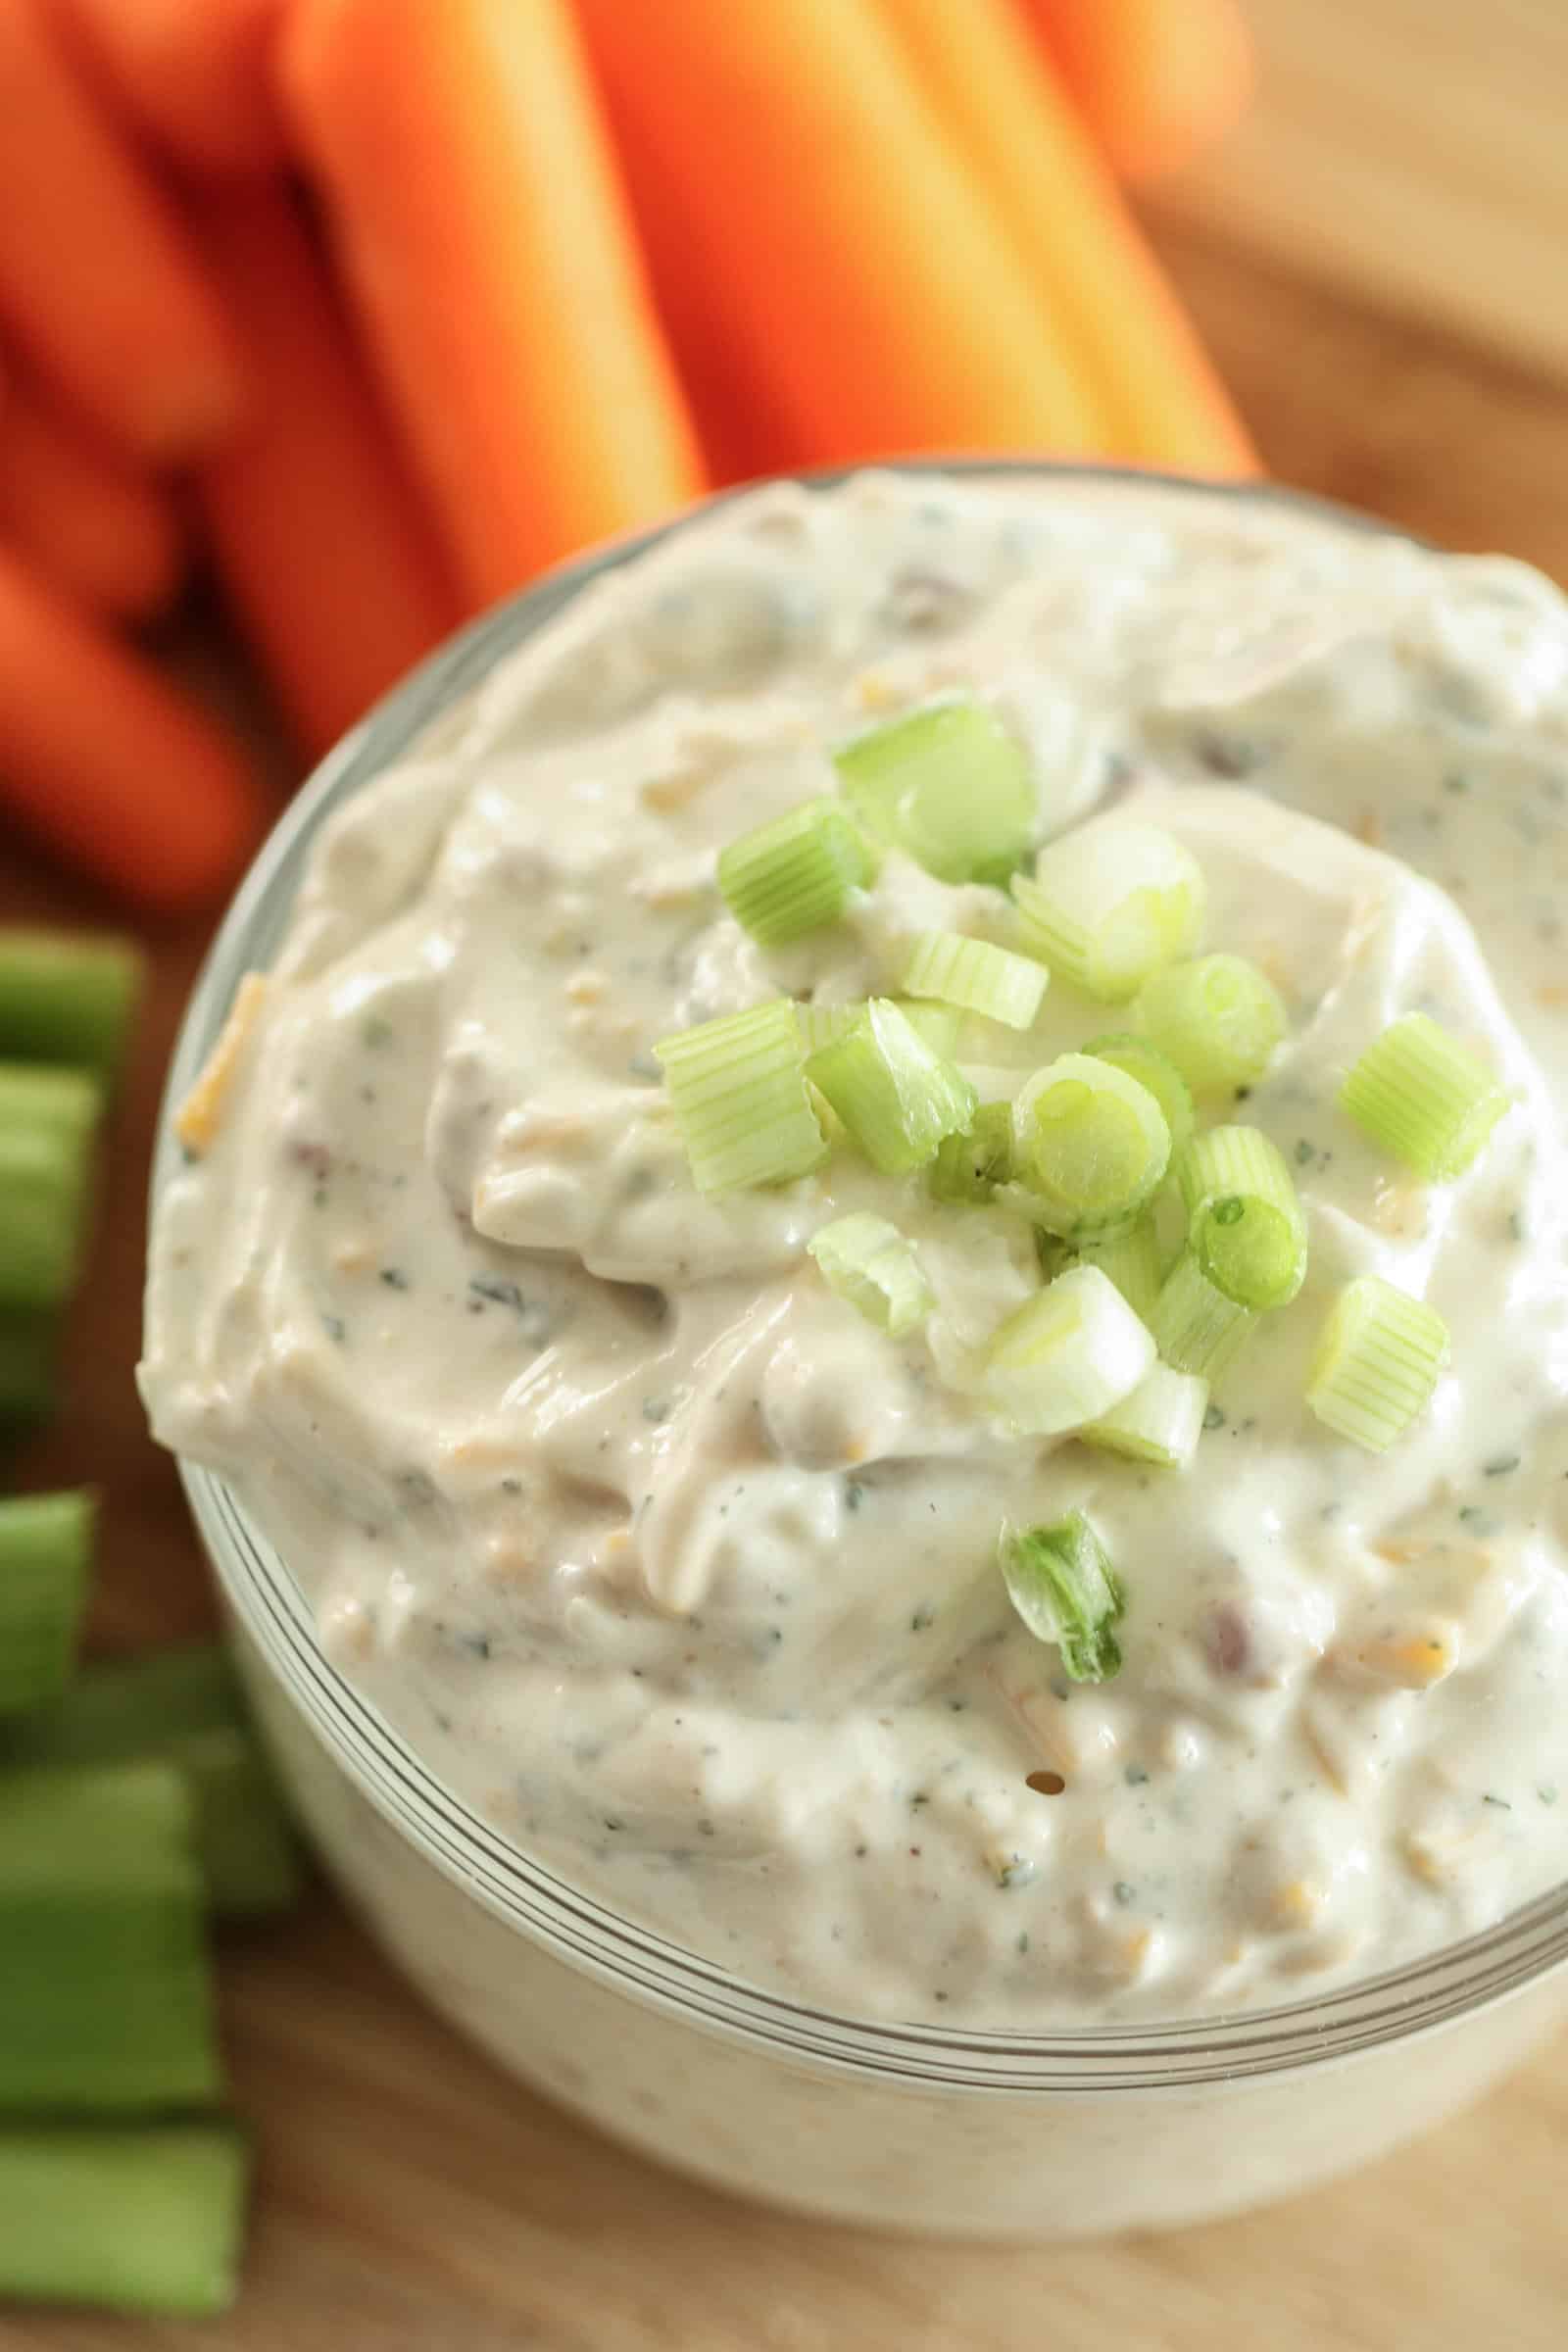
top-left (1148, 1246), bottom-right (1256, 1379)
top-left (1081, 1362), bottom-right (1207, 1470)
top-left (806, 998), bottom-right (977, 1175)
top-left (1010, 820), bottom-right (1204, 1003)
top-left (654, 1000), bottom-right (826, 1195)
top-left (999, 1511), bottom-right (1126, 1683)
top-left (1306, 1274), bottom-right (1449, 1450)
top-left (1009, 1053), bottom-right (1170, 1242)
top-left (928, 1100), bottom-right (1014, 1203)
top-left (716, 798), bottom-right (872, 947)
top-left (981, 1263), bottom-right (1155, 1436)
top-left (1083, 1031), bottom-right (1195, 1158)
top-left (1136, 954), bottom-right (1286, 1094)
top-left (1178, 1124), bottom-right (1307, 1309)
top-left (833, 698), bottom-right (1036, 885)
top-left (1073, 1213), bottom-right (1163, 1325)
top-left (1339, 1012), bottom-right (1510, 1180)
top-left (901, 929), bottom-right (1048, 1031)
top-left (807, 1212), bottom-right (934, 1338)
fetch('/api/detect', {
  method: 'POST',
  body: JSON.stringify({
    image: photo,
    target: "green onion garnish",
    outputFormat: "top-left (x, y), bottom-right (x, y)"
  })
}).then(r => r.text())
top-left (806, 998), bottom-right (977, 1175)
top-left (716, 798), bottom-right (873, 947)
top-left (1339, 1012), bottom-right (1510, 1180)
top-left (654, 1000), bottom-right (826, 1195)
top-left (1177, 1124), bottom-right (1307, 1309)
top-left (833, 697), bottom-right (1036, 885)
top-left (928, 1100), bottom-right (1014, 1203)
top-left (801, 999), bottom-right (962, 1059)
top-left (897, 1000), bottom-right (963, 1057)
top-left (807, 1211), bottom-right (934, 1338)
top-left (1148, 1246), bottom-right (1256, 1379)
top-left (796, 1001), bottom-right (862, 1054)
top-left (1306, 1274), bottom-right (1449, 1451)
top-left (1083, 1031), bottom-right (1195, 1158)
top-left (1011, 821), bottom-right (1204, 1003)
top-left (901, 929), bottom-right (1048, 1031)
top-left (1136, 954), bottom-right (1286, 1094)
top-left (1074, 1212), bottom-right (1163, 1324)
top-left (999, 1511), bottom-right (1126, 1683)
top-left (1081, 1362), bottom-right (1208, 1470)
top-left (981, 1263), bottom-right (1155, 1436)
top-left (1009, 1053), bottom-right (1170, 1241)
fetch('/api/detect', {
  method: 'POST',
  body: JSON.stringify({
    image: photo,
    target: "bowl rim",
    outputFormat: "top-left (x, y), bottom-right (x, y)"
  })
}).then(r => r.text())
top-left (158, 458), bottom-right (1568, 2090)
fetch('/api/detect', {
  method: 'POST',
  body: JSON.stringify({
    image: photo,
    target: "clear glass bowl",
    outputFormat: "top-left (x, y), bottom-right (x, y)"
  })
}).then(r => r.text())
top-left (156, 464), bottom-right (1568, 2238)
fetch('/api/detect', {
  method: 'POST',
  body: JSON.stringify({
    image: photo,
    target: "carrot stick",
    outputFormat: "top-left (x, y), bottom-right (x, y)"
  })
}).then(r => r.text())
top-left (879, 0), bottom-right (1257, 478)
top-left (0, 1), bottom-right (247, 461)
top-left (1022, 0), bottom-right (1254, 184)
top-left (56, 0), bottom-right (288, 175)
top-left (279, 0), bottom-right (707, 609)
top-left (0, 547), bottom-right (265, 916)
top-left (0, 371), bottom-right (185, 621)
top-left (193, 187), bottom-right (462, 758)
top-left (573, 0), bottom-right (1105, 467)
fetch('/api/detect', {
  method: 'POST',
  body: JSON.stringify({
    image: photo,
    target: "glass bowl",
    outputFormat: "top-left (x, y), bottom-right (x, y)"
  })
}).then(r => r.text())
top-left (155, 463), bottom-right (1568, 2238)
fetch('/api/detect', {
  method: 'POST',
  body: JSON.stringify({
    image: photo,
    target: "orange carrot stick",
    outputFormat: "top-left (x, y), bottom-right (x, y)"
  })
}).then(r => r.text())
top-left (574, 0), bottom-right (1105, 467)
top-left (0, 370), bottom-right (185, 621)
top-left (0, 547), bottom-right (265, 915)
top-left (279, 0), bottom-right (707, 610)
top-left (0, 1), bottom-right (247, 460)
top-left (193, 187), bottom-right (462, 758)
top-left (1022, 0), bottom-right (1254, 184)
top-left (880, 0), bottom-right (1256, 477)
top-left (57, 0), bottom-right (288, 175)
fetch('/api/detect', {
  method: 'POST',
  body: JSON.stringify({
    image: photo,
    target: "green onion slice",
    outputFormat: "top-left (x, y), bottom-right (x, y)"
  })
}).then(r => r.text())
top-left (1306, 1274), bottom-right (1449, 1451)
top-left (929, 1100), bottom-right (1014, 1203)
top-left (1009, 1053), bottom-right (1170, 1241)
top-left (981, 1263), bottom-right (1155, 1436)
top-left (807, 998), bottom-right (977, 1175)
top-left (1339, 1012), bottom-right (1510, 1181)
top-left (654, 1000), bottom-right (826, 1195)
top-left (833, 697), bottom-right (1036, 885)
top-left (1136, 954), bottom-right (1286, 1094)
top-left (999, 1511), bottom-right (1126, 1683)
top-left (1083, 1031), bottom-right (1195, 1158)
top-left (1074, 1213), bottom-right (1163, 1325)
top-left (1081, 1362), bottom-right (1208, 1469)
top-left (716, 798), bottom-right (873, 947)
top-left (1149, 1246), bottom-right (1256, 1379)
top-left (807, 1211), bottom-right (934, 1338)
top-left (1177, 1124), bottom-right (1307, 1309)
top-left (901, 929), bottom-right (1048, 1031)
top-left (897, 1000), bottom-right (963, 1057)
top-left (1011, 820), bottom-right (1204, 1003)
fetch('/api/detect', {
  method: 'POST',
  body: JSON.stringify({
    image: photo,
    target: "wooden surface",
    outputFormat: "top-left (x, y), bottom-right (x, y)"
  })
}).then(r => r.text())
top-left (7, 0), bottom-right (1568, 2342)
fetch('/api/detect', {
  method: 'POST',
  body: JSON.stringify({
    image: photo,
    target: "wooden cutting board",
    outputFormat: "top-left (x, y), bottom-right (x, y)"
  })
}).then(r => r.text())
top-left (6, 2), bottom-right (1568, 2343)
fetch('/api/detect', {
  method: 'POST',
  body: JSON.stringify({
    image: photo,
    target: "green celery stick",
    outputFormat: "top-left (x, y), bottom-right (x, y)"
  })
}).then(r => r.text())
top-left (0, 930), bottom-right (144, 1086)
top-left (0, 1312), bottom-right (60, 1431)
top-left (0, 1760), bottom-right (223, 2111)
top-left (0, 1642), bottom-right (303, 1917)
top-left (0, 1491), bottom-right (94, 1719)
top-left (0, 2122), bottom-right (250, 2316)
top-left (0, 1064), bottom-right (101, 1311)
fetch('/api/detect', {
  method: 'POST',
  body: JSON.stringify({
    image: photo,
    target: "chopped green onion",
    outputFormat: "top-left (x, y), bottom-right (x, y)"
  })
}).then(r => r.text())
top-left (0, 1492), bottom-right (94, 1720)
top-left (929, 1101), bottom-right (1014, 1203)
top-left (0, 1064), bottom-right (101, 1311)
top-left (807, 1212), bottom-right (934, 1338)
top-left (1009, 1053), bottom-right (1170, 1241)
top-left (999, 1511), bottom-right (1126, 1683)
top-left (716, 798), bottom-right (872, 947)
top-left (1083, 1031), bottom-right (1195, 1158)
top-left (0, 930), bottom-right (143, 1087)
top-left (796, 1000), bottom-right (862, 1054)
top-left (981, 1264), bottom-right (1155, 1436)
top-left (901, 929), bottom-right (1048, 1030)
top-left (1306, 1275), bottom-right (1449, 1451)
top-left (0, 1761), bottom-right (222, 2112)
top-left (1081, 1362), bottom-right (1208, 1469)
top-left (807, 998), bottom-right (976, 1175)
top-left (654, 1001), bottom-right (826, 1195)
top-left (1339, 1012), bottom-right (1510, 1180)
top-left (1177, 1124), bottom-right (1307, 1309)
top-left (1074, 1213), bottom-right (1163, 1324)
top-left (1136, 954), bottom-right (1286, 1094)
top-left (0, 2122), bottom-right (250, 2317)
top-left (833, 697), bottom-right (1036, 884)
top-left (1011, 821), bottom-right (1204, 1003)
top-left (1149, 1247), bottom-right (1256, 1379)
top-left (896, 999), bottom-right (962, 1057)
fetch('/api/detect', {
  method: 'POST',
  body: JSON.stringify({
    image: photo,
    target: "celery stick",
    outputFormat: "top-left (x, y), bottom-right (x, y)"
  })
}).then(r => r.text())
top-left (0, 1312), bottom-right (60, 1430)
top-left (0, 2122), bottom-right (249, 2316)
top-left (0, 930), bottom-right (143, 1086)
top-left (0, 1642), bottom-right (302, 1917)
top-left (0, 1491), bottom-right (94, 1718)
top-left (0, 1064), bottom-right (101, 1311)
top-left (0, 1761), bottom-right (222, 2111)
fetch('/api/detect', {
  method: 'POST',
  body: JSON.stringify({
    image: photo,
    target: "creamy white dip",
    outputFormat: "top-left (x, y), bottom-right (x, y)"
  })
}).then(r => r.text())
top-left (142, 471), bottom-right (1568, 2027)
